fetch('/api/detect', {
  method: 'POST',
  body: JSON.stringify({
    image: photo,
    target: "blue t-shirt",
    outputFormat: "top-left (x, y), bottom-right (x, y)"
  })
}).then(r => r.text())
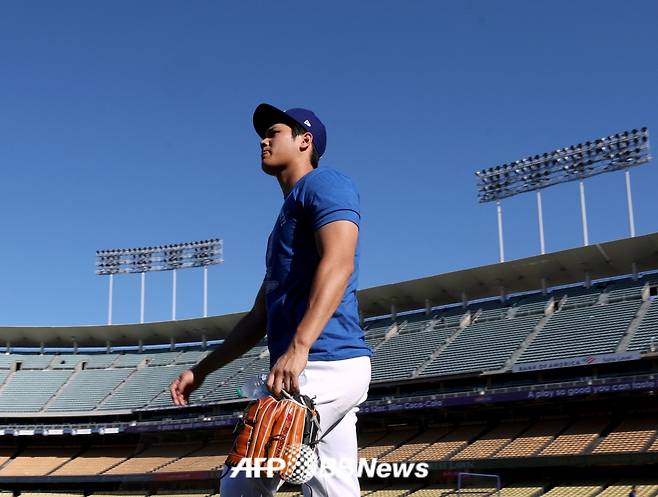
top-left (264, 168), bottom-right (372, 366)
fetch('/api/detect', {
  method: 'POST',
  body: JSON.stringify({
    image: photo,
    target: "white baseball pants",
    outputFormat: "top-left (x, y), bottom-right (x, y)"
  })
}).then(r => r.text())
top-left (220, 355), bottom-right (372, 497)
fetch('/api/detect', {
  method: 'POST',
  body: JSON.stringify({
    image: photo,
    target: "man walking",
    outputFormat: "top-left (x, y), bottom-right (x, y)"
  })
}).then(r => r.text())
top-left (170, 103), bottom-right (372, 497)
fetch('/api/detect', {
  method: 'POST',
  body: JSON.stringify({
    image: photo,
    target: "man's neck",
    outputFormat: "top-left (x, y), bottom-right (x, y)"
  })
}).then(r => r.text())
top-left (277, 161), bottom-right (315, 197)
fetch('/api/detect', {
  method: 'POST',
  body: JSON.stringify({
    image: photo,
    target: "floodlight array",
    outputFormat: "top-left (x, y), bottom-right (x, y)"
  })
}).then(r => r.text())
top-left (476, 128), bottom-right (651, 203)
top-left (96, 239), bottom-right (223, 275)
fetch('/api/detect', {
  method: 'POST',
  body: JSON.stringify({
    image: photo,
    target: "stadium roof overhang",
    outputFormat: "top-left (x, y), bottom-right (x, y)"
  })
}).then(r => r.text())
top-left (2, 232), bottom-right (658, 347)
top-left (357, 231), bottom-right (658, 317)
top-left (0, 313), bottom-right (247, 348)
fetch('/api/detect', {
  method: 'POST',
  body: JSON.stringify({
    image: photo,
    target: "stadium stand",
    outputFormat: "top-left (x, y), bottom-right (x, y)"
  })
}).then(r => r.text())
top-left (0, 278), bottom-right (657, 414)
top-left (370, 317), bottom-right (457, 383)
top-left (46, 368), bottom-right (132, 411)
top-left (596, 482), bottom-right (658, 497)
top-left (0, 239), bottom-right (658, 496)
top-left (50, 445), bottom-right (135, 475)
top-left (0, 370), bottom-right (73, 412)
top-left (493, 419), bottom-right (569, 458)
top-left (98, 365), bottom-right (188, 410)
top-left (19, 494), bottom-right (84, 497)
top-left (155, 441), bottom-right (232, 472)
top-left (419, 313), bottom-right (543, 377)
top-left (380, 427), bottom-right (451, 462)
top-left (411, 423), bottom-right (487, 461)
top-left (451, 421), bottom-right (529, 460)
top-left (628, 299), bottom-right (658, 353)
top-left (103, 442), bottom-right (203, 474)
top-left (550, 484), bottom-right (607, 497)
top-left (593, 416), bottom-right (658, 454)
top-left (0, 446), bottom-right (79, 476)
top-left (516, 300), bottom-right (641, 364)
top-left (539, 418), bottom-right (609, 456)
top-left (357, 428), bottom-right (419, 460)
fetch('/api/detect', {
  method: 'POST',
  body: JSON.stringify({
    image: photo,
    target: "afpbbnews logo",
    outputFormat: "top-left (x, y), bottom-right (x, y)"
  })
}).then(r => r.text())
top-left (356, 458), bottom-right (429, 478)
top-left (228, 457), bottom-right (429, 479)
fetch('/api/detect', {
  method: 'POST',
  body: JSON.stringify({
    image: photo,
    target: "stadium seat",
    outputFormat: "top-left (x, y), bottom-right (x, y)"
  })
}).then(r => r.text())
top-left (596, 482), bottom-right (658, 497)
top-left (155, 441), bottom-right (233, 472)
top-left (50, 445), bottom-right (136, 475)
top-left (499, 484), bottom-right (545, 497)
top-left (517, 301), bottom-right (640, 364)
top-left (411, 423), bottom-right (487, 461)
top-left (628, 299), bottom-right (658, 352)
top-left (593, 417), bottom-right (658, 454)
top-left (0, 446), bottom-right (79, 476)
top-left (540, 418), bottom-right (609, 456)
top-left (494, 419), bottom-right (568, 458)
top-left (357, 428), bottom-right (418, 460)
top-left (539, 484), bottom-right (603, 497)
top-left (0, 370), bottom-right (73, 412)
top-left (103, 442), bottom-right (203, 474)
top-left (46, 368), bottom-right (132, 411)
top-left (380, 426), bottom-right (451, 462)
top-left (451, 421), bottom-right (529, 460)
top-left (420, 314), bottom-right (542, 378)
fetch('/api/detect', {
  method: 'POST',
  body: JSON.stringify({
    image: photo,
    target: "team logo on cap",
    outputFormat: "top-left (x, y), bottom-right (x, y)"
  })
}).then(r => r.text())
top-left (304, 120), bottom-right (311, 127)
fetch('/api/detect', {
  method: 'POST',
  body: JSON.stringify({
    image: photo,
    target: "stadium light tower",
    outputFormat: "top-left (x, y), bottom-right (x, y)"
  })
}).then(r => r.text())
top-left (475, 128), bottom-right (651, 261)
top-left (95, 239), bottom-right (223, 324)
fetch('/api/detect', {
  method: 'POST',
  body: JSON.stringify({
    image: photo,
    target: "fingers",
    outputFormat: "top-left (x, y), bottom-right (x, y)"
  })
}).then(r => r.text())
top-left (267, 369), bottom-right (286, 397)
top-left (266, 368), bottom-right (301, 397)
top-left (169, 378), bottom-right (182, 406)
top-left (169, 379), bottom-right (177, 405)
top-left (290, 372), bottom-right (300, 394)
top-left (169, 373), bottom-right (191, 406)
top-left (266, 371), bottom-right (275, 395)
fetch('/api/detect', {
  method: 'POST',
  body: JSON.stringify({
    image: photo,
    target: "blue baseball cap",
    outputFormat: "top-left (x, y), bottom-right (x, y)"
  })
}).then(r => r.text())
top-left (253, 103), bottom-right (327, 158)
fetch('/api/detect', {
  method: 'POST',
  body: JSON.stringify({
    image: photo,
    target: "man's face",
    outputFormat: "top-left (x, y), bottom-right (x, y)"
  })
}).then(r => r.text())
top-left (260, 123), bottom-right (303, 175)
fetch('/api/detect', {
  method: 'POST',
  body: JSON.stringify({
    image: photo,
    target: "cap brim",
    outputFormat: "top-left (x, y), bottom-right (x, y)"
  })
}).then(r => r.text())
top-left (253, 103), bottom-right (299, 138)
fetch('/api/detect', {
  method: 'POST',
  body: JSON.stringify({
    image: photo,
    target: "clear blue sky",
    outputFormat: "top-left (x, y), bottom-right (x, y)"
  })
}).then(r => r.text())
top-left (1, 1), bottom-right (657, 326)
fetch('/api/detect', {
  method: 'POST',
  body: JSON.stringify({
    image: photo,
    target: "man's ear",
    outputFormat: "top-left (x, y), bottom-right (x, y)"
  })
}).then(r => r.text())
top-left (298, 132), bottom-right (313, 153)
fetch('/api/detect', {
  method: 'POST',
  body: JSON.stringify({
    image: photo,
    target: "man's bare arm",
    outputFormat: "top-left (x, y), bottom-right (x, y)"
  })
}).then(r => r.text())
top-left (170, 281), bottom-right (267, 406)
top-left (267, 220), bottom-right (358, 396)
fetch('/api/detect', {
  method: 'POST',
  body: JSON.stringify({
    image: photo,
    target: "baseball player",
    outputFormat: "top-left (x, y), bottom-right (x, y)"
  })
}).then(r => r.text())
top-left (170, 103), bottom-right (372, 497)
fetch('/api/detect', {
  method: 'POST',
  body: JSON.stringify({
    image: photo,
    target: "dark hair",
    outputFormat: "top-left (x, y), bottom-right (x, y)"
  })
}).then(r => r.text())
top-left (290, 121), bottom-right (320, 168)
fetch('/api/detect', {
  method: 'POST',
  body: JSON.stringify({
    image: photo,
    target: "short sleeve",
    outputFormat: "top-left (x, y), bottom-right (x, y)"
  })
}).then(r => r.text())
top-left (303, 170), bottom-right (360, 231)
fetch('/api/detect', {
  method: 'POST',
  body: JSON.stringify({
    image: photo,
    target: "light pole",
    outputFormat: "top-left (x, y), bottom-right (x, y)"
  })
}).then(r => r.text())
top-left (96, 238), bottom-right (224, 324)
top-left (475, 127), bottom-right (651, 256)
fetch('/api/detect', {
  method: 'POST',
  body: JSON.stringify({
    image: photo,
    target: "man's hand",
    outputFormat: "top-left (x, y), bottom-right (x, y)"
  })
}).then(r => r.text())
top-left (170, 369), bottom-right (203, 406)
top-left (267, 342), bottom-right (309, 397)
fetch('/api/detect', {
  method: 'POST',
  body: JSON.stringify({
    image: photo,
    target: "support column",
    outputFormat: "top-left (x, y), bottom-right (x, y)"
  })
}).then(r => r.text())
top-left (108, 273), bottom-right (114, 326)
top-left (579, 180), bottom-right (590, 246)
top-left (140, 272), bottom-right (146, 324)
top-left (496, 201), bottom-right (505, 262)
top-left (172, 269), bottom-right (177, 321)
top-left (537, 190), bottom-right (546, 255)
top-left (203, 266), bottom-right (209, 318)
top-left (625, 169), bottom-right (636, 238)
